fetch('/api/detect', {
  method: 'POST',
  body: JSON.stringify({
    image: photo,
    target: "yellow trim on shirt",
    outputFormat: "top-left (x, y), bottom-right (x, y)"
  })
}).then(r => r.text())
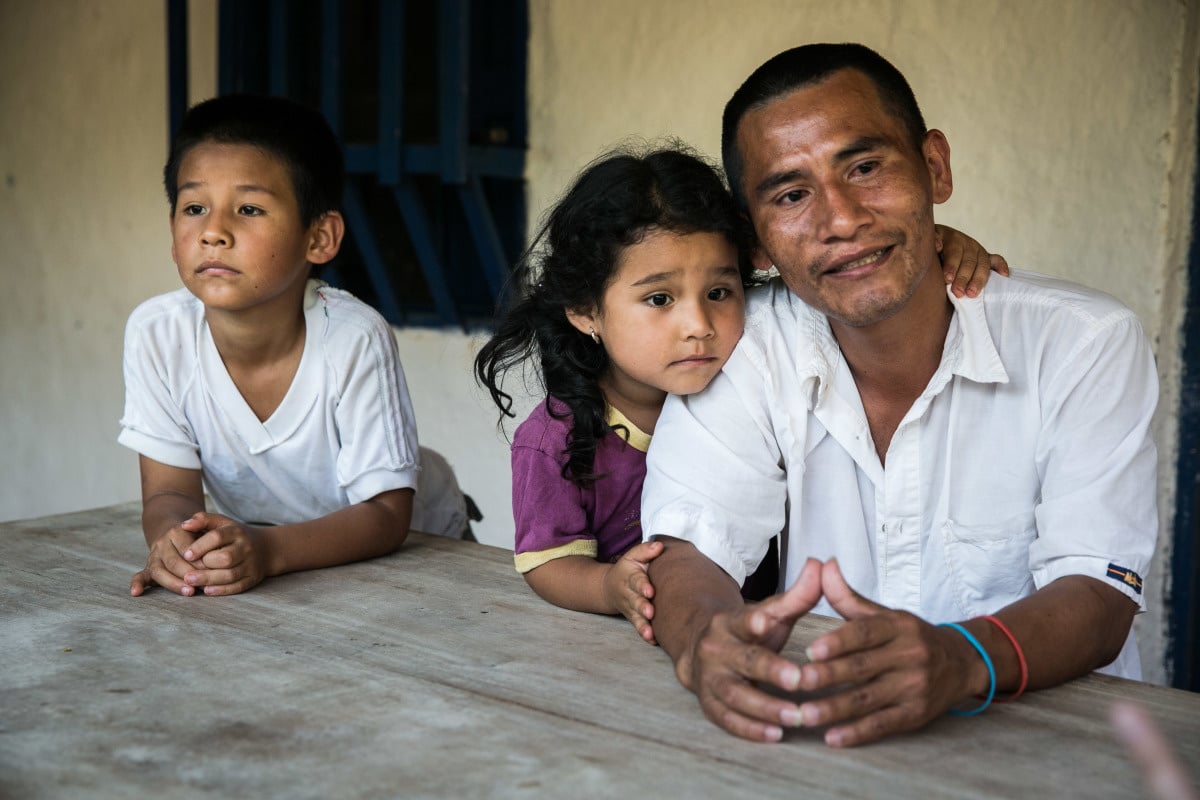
top-left (514, 539), bottom-right (599, 573)
top-left (606, 406), bottom-right (652, 453)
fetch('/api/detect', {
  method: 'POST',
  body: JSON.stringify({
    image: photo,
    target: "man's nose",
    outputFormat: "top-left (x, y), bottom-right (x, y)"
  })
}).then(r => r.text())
top-left (814, 183), bottom-right (871, 241)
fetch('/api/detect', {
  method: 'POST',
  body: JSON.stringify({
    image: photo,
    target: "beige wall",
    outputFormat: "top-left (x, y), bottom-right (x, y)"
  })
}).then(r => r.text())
top-left (1, 0), bottom-right (1195, 683)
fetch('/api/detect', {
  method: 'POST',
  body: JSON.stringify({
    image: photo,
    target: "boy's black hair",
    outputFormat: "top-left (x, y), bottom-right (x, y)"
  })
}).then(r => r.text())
top-left (474, 144), bottom-right (755, 487)
top-left (722, 43), bottom-right (927, 212)
top-left (163, 94), bottom-right (345, 226)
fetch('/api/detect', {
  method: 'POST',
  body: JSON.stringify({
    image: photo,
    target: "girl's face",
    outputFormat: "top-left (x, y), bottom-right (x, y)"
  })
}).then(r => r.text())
top-left (568, 229), bottom-right (745, 414)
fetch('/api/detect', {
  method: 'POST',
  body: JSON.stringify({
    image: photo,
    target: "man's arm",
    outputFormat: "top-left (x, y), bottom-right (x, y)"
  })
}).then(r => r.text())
top-left (649, 537), bottom-right (824, 742)
top-left (792, 562), bottom-right (1137, 748)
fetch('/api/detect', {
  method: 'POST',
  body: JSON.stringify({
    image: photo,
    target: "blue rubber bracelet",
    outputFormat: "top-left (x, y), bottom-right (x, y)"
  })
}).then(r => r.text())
top-left (938, 622), bottom-right (996, 716)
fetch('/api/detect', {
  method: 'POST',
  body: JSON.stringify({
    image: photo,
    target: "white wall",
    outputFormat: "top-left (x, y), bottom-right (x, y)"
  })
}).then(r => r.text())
top-left (1, 0), bottom-right (1195, 683)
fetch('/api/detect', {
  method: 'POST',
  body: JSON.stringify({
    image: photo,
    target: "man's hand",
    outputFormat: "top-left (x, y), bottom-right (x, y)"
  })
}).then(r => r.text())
top-left (602, 540), bottom-right (664, 644)
top-left (795, 560), bottom-right (989, 747)
top-left (682, 557), bottom-right (823, 743)
top-left (172, 512), bottom-right (269, 596)
top-left (130, 524), bottom-right (203, 596)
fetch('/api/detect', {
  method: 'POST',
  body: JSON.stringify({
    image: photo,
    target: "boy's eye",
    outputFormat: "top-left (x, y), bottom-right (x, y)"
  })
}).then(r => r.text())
top-left (181, 203), bottom-right (205, 216)
top-left (646, 293), bottom-right (672, 308)
top-left (238, 205), bottom-right (264, 216)
top-left (708, 287), bottom-right (732, 301)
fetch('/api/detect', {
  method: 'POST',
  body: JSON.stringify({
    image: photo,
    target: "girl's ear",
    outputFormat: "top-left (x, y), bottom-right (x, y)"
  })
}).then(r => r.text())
top-left (307, 211), bottom-right (346, 265)
top-left (564, 306), bottom-right (599, 338)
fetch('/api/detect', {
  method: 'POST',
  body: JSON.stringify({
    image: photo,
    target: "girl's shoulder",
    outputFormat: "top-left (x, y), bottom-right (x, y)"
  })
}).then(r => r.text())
top-left (512, 397), bottom-right (573, 455)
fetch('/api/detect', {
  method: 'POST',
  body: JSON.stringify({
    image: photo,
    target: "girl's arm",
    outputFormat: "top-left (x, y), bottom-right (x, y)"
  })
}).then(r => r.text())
top-left (936, 224), bottom-right (1009, 298)
top-left (523, 541), bottom-right (664, 643)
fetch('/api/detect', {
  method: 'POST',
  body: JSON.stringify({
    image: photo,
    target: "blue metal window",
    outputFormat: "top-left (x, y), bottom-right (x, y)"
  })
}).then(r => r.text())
top-left (166, 0), bottom-right (527, 328)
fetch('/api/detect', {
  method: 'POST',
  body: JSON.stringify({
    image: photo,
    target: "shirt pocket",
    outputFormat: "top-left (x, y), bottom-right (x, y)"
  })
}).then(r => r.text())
top-left (940, 513), bottom-right (1036, 618)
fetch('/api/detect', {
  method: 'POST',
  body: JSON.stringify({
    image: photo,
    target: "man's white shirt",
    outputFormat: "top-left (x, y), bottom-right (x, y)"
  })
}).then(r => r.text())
top-left (642, 271), bottom-right (1157, 678)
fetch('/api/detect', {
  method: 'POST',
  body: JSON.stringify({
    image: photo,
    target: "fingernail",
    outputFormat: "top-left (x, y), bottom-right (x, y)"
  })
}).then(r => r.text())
top-left (781, 707), bottom-right (804, 727)
top-left (801, 703), bottom-right (821, 726)
top-left (181, 586), bottom-right (193, 596)
top-left (764, 725), bottom-right (783, 743)
top-left (782, 663), bottom-right (802, 689)
top-left (183, 550), bottom-right (194, 560)
top-left (825, 728), bottom-right (844, 747)
top-left (806, 643), bottom-right (827, 661)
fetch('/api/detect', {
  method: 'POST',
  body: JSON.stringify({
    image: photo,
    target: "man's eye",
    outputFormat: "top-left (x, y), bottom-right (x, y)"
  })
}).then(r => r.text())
top-left (647, 294), bottom-right (671, 307)
top-left (708, 287), bottom-right (732, 301)
top-left (781, 189), bottom-right (807, 205)
top-left (239, 205), bottom-right (263, 216)
top-left (854, 160), bottom-right (879, 176)
top-left (181, 204), bottom-right (205, 216)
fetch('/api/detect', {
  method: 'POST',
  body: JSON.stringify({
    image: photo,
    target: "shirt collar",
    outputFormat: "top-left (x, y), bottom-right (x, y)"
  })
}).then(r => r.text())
top-left (606, 405), bottom-right (652, 452)
top-left (789, 282), bottom-right (1009, 412)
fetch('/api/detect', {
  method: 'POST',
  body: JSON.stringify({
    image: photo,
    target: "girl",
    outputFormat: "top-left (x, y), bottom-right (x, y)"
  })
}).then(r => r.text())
top-left (474, 146), bottom-right (1003, 643)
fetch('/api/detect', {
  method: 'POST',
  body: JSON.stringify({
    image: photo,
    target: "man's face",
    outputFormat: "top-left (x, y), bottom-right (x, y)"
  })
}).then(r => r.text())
top-left (736, 69), bottom-right (952, 329)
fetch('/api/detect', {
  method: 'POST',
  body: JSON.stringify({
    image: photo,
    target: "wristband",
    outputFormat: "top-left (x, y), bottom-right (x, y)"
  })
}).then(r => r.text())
top-left (976, 614), bottom-right (1029, 702)
top-left (938, 622), bottom-right (996, 716)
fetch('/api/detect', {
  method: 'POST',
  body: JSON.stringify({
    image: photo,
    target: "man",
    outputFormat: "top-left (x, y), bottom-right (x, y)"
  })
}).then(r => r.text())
top-left (641, 43), bottom-right (1158, 747)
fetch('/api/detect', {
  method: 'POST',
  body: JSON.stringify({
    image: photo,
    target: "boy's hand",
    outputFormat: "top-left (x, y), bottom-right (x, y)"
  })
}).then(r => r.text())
top-left (130, 525), bottom-right (204, 597)
top-left (603, 540), bottom-right (664, 644)
top-left (175, 512), bottom-right (269, 596)
top-left (936, 224), bottom-right (1010, 299)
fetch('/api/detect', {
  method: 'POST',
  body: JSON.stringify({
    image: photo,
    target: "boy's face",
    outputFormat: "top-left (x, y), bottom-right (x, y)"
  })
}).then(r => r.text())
top-left (170, 142), bottom-right (332, 316)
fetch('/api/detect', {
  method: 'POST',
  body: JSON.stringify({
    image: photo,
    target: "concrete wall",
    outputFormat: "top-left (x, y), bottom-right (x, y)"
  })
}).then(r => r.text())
top-left (1, 0), bottom-right (1195, 683)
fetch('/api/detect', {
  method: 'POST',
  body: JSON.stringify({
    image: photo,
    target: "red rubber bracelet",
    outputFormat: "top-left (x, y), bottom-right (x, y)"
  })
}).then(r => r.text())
top-left (977, 614), bottom-right (1029, 702)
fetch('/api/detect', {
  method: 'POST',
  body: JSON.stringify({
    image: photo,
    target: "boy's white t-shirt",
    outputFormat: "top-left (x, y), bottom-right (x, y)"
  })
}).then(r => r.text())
top-left (119, 280), bottom-right (423, 526)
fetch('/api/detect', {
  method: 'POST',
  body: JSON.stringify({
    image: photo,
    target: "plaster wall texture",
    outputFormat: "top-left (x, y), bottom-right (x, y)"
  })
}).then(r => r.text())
top-left (0, 0), bottom-right (1195, 684)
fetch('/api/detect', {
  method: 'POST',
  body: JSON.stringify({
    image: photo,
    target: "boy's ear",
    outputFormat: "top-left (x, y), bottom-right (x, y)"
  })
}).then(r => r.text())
top-left (307, 211), bottom-right (345, 265)
top-left (564, 305), bottom-right (600, 338)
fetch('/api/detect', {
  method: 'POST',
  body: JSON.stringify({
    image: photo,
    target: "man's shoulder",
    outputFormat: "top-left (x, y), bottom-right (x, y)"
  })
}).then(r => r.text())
top-left (980, 270), bottom-right (1138, 328)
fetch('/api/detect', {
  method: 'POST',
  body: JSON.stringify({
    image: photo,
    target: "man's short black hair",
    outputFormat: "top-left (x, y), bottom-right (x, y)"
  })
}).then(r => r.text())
top-left (721, 43), bottom-right (927, 211)
top-left (163, 94), bottom-right (344, 226)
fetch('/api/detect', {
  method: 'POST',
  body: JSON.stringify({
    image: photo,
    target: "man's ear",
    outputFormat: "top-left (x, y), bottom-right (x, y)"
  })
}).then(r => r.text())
top-left (749, 243), bottom-right (774, 273)
top-left (564, 305), bottom-right (600, 338)
top-left (307, 211), bottom-right (345, 265)
top-left (923, 129), bottom-right (953, 205)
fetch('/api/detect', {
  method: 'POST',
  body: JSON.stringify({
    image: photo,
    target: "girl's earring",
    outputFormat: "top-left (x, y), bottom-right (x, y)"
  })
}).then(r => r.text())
top-left (589, 329), bottom-right (600, 345)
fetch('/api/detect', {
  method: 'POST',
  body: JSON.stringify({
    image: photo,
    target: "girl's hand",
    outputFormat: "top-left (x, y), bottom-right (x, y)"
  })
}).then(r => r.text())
top-left (176, 512), bottom-right (269, 596)
top-left (604, 540), bottom-right (665, 644)
top-left (936, 224), bottom-right (1010, 299)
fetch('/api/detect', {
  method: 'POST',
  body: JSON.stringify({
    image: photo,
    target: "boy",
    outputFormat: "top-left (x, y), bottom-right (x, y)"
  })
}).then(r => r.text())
top-left (120, 94), bottom-right (463, 597)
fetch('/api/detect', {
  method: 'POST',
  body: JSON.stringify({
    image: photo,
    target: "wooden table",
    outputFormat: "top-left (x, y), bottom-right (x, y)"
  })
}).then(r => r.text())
top-left (2, 503), bottom-right (1197, 798)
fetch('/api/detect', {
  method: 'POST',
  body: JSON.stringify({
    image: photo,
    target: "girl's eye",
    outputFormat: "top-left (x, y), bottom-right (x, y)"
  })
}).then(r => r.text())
top-left (646, 293), bottom-right (672, 308)
top-left (708, 287), bottom-right (732, 301)
top-left (181, 204), bottom-right (205, 216)
top-left (239, 205), bottom-right (264, 216)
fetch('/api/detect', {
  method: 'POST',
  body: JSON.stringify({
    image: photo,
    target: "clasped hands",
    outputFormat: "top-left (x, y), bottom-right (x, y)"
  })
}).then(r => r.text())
top-left (130, 512), bottom-right (268, 597)
top-left (681, 557), bottom-right (991, 747)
